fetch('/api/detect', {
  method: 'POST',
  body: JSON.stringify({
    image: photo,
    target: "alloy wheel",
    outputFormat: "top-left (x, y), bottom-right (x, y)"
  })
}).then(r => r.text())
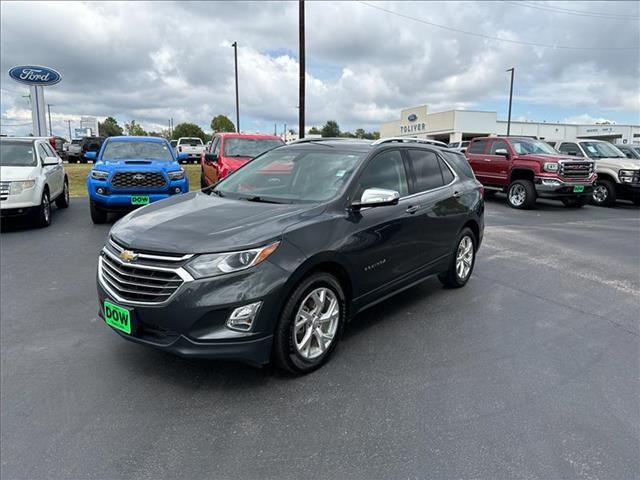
top-left (456, 235), bottom-right (474, 280)
top-left (294, 287), bottom-right (340, 360)
top-left (509, 184), bottom-right (526, 207)
top-left (43, 195), bottom-right (50, 223)
top-left (593, 184), bottom-right (608, 204)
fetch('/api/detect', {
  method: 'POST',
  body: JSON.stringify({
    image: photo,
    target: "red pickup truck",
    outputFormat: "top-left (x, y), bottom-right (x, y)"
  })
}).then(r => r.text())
top-left (465, 136), bottom-right (596, 209)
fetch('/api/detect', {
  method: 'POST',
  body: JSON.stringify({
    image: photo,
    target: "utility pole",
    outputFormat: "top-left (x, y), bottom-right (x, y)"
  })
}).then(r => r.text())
top-left (506, 67), bottom-right (514, 136)
top-left (298, 0), bottom-right (305, 139)
top-left (232, 41), bottom-right (240, 133)
top-left (47, 104), bottom-right (54, 136)
top-left (170, 117), bottom-right (174, 137)
top-left (67, 120), bottom-right (72, 140)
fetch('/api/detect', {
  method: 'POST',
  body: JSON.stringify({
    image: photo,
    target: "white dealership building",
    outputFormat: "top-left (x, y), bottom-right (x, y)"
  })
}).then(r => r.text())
top-left (380, 105), bottom-right (640, 145)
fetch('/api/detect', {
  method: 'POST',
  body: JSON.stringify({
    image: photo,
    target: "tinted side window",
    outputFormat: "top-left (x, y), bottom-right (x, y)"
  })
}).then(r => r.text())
top-left (489, 139), bottom-right (509, 155)
top-left (213, 138), bottom-right (221, 156)
top-left (439, 158), bottom-right (454, 184)
top-left (558, 142), bottom-right (580, 155)
top-left (407, 149), bottom-right (445, 193)
top-left (37, 144), bottom-right (49, 161)
top-left (467, 140), bottom-right (488, 154)
top-left (354, 150), bottom-right (409, 198)
top-left (441, 151), bottom-right (474, 179)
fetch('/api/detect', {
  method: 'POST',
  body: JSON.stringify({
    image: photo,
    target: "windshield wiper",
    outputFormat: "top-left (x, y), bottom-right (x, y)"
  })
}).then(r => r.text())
top-left (210, 189), bottom-right (224, 197)
top-left (226, 154), bottom-right (251, 158)
top-left (240, 195), bottom-right (285, 204)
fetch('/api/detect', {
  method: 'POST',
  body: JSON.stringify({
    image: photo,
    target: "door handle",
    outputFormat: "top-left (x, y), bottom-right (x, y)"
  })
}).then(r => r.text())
top-left (453, 191), bottom-right (461, 198)
top-left (406, 205), bottom-right (420, 214)
top-left (483, 158), bottom-right (492, 162)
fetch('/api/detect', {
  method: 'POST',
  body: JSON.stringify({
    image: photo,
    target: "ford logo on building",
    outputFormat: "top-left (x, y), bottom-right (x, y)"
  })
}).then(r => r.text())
top-left (407, 114), bottom-right (418, 122)
top-left (8, 65), bottom-right (62, 86)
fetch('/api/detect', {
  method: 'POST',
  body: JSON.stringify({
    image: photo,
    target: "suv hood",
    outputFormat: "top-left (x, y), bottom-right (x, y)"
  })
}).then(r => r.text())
top-left (0, 166), bottom-right (38, 181)
top-left (110, 191), bottom-right (321, 254)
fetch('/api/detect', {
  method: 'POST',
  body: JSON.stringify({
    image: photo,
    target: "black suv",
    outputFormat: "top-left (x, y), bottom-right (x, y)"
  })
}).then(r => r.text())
top-left (96, 138), bottom-right (484, 373)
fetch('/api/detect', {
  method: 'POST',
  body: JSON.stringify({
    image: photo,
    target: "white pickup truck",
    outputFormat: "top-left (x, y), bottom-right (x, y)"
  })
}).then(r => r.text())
top-left (0, 137), bottom-right (70, 227)
top-left (176, 137), bottom-right (205, 163)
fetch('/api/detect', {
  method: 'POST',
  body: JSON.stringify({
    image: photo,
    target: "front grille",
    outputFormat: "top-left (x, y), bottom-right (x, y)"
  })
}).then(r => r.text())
top-left (560, 161), bottom-right (593, 180)
top-left (111, 171), bottom-right (166, 189)
top-left (0, 182), bottom-right (9, 201)
top-left (99, 251), bottom-right (184, 304)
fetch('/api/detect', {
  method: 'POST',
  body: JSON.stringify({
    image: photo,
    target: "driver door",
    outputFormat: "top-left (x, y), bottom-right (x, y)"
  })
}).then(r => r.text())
top-left (203, 137), bottom-right (220, 185)
top-left (38, 143), bottom-right (63, 198)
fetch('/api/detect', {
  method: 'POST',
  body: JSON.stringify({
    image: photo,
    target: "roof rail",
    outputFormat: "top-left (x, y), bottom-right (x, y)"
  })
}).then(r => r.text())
top-left (371, 137), bottom-right (449, 148)
top-left (288, 137), bottom-right (351, 144)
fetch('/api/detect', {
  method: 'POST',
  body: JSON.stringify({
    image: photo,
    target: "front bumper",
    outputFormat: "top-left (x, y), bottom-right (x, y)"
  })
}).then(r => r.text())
top-left (87, 178), bottom-right (189, 210)
top-left (617, 182), bottom-right (640, 200)
top-left (534, 177), bottom-right (594, 198)
top-left (96, 252), bottom-right (289, 366)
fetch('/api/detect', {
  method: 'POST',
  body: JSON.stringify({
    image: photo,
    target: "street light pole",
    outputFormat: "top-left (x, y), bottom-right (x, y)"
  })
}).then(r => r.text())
top-left (232, 41), bottom-right (240, 133)
top-left (67, 120), bottom-right (72, 140)
top-left (298, 0), bottom-right (305, 139)
top-left (47, 103), bottom-right (54, 136)
top-left (506, 67), bottom-right (514, 136)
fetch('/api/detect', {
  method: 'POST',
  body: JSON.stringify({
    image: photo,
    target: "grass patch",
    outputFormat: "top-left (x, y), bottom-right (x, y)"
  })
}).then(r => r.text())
top-left (65, 163), bottom-right (201, 197)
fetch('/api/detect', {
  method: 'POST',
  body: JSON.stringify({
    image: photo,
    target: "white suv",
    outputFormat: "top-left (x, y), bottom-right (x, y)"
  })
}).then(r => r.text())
top-left (1, 137), bottom-right (70, 227)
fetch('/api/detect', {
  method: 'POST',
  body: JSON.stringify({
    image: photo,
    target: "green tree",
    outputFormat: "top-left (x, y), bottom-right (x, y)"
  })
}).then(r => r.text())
top-left (124, 120), bottom-right (147, 136)
top-left (363, 131), bottom-right (380, 140)
top-left (172, 122), bottom-right (207, 142)
top-left (354, 128), bottom-right (366, 139)
top-left (99, 116), bottom-right (124, 137)
top-left (308, 126), bottom-right (321, 135)
top-left (210, 114), bottom-right (236, 133)
top-left (321, 120), bottom-right (340, 137)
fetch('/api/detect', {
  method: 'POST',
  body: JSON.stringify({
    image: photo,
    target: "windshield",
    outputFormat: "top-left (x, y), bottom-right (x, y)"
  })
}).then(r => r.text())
top-left (71, 139), bottom-right (81, 145)
top-left (101, 141), bottom-right (174, 161)
top-left (579, 141), bottom-right (626, 159)
top-left (214, 147), bottom-right (365, 203)
top-left (511, 139), bottom-right (559, 155)
top-left (224, 138), bottom-right (283, 157)
top-left (179, 138), bottom-right (202, 146)
top-left (0, 141), bottom-right (37, 167)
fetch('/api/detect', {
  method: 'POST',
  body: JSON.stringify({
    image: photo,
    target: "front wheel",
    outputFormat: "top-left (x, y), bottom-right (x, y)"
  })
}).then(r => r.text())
top-left (439, 228), bottom-right (476, 288)
top-left (273, 273), bottom-right (346, 374)
top-left (591, 179), bottom-right (616, 207)
top-left (90, 200), bottom-right (108, 224)
top-left (36, 190), bottom-right (51, 227)
top-left (561, 196), bottom-right (589, 208)
top-left (55, 178), bottom-right (70, 208)
top-left (507, 180), bottom-right (536, 209)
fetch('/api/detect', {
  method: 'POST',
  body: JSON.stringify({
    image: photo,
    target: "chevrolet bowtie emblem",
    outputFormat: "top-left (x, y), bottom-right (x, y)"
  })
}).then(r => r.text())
top-left (119, 250), bottom-right (138, 262)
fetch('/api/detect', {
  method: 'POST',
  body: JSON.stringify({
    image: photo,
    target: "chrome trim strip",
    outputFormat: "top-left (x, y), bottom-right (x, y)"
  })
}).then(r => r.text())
top-left (102, 247), bottom-right (194, 281)
top-left (108, 237), bottom-right (194, 262)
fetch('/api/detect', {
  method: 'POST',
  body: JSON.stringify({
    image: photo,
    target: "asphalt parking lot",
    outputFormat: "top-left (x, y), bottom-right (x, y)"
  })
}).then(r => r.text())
top-left (1, 197), bottom-right (638, 480)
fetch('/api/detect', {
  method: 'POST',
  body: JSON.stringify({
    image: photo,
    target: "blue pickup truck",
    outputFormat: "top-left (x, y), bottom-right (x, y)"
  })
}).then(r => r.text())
top-left (86, 136), bottom-right (189, 223)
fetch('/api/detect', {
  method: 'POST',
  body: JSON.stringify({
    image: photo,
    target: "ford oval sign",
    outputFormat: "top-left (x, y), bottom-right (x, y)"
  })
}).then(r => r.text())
top-left (8, 65), bottom-right (62, 86)
top-left (407, 114), bottom-right (418, 122)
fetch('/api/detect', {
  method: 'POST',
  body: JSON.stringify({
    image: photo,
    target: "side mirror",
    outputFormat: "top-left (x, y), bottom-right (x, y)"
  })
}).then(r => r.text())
top-left (178, 152), bottom-right (189, 161)
top-left (204, 153), bottom-right (219, 163)
top-left (43, 156), bottom-right (59, 166)
top-left (352, 188), bottom-right (400, 209)
top-left (84, 151), bottom-right (97, 160)
top-left (494, 148), bottom-right (509, 156)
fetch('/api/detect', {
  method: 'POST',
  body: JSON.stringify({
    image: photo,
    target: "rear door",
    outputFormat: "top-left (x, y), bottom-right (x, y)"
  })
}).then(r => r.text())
top-left (465, 139), bottom-right (491, 184)
top-left (483, 138), bottom-right (511, 187)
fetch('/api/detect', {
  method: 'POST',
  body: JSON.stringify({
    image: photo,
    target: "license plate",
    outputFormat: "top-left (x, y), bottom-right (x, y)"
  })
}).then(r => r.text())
top-left (104, 300), bottom-right (132, 334)
top-left (131, 195), bottom-right (150, 205)
top-left (573, 185), bottom-right (585, 193)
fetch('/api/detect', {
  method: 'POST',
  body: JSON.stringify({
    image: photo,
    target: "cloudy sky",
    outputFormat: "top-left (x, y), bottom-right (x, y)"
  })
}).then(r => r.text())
top-left (1, 0), bottom-right (638, 138)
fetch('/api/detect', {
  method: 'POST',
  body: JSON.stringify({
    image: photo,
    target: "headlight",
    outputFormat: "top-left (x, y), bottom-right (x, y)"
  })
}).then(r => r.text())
top-left (619, 169), bottom-right (638, 177)
top-left (619, 169), bottom-right (640, 183)
top-left (543, 162), bottom-right (559, 172)
top-left (9, 180), bottom-right (36, 195)
top-left (91, 170), bottom-right (109, 180)
top-left (168, 169), bottom-right (185, 180)
top-left (185, 241), bottom-right (280, 279)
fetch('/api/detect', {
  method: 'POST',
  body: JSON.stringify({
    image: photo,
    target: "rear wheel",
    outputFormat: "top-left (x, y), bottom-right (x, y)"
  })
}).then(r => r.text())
top-left (90, 200), bottom-right (108, 224)
top-left (591, 179), bottom-right (616, 207)
top-left (439, 228), bottom-right (476, 288)
top-left (55, 178), bottom-right (70, 208)
top-left (273, 273), bottom-right (346, 374)
top-left (507, 179), bottom-right (536, 209)
top-left (561, 196), bottom-right (589, 208)
top-left (36, 190), bottom-right (52, 227)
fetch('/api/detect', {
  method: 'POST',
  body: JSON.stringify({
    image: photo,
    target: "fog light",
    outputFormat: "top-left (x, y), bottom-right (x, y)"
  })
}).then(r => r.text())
top-left (173, 187), bottom-right (181, 194)
top-left (227, 301), bottom-right (262, 332)
top-left (96, 187), bottom-right (105, 195)
top-left (541, 179), bottom-right (561, 186)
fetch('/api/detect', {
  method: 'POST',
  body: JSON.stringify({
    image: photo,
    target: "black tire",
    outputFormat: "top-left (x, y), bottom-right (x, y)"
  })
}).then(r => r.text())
top-left (36, 190), bottom-right (52, 228)
top-left (438, 228), bottom-right (476, 288)
top-left (507, 179), bottom-right (536, 209)
top-left (90, 200), bottom-right (108, 224)
top-left (55, 178), bottom-right (70, 208)
top-left (561, 196), bottom-right (589, 208)
top-left (273, 272), bottom-right (346, 374)
top-left (591, 179), bottom-right (616, 207)
top-left (200, 172), bottom-right (208, 190)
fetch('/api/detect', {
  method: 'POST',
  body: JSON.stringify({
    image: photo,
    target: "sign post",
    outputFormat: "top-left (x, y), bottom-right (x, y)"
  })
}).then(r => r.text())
top-left (8, 65), bottom-right (61, 137)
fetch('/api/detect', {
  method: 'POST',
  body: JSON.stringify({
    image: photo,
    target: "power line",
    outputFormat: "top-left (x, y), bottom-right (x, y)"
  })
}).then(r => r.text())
top-left (358, 1), bottom-right (639, 50)
top-left (503, 1), bottom-right (639, 20)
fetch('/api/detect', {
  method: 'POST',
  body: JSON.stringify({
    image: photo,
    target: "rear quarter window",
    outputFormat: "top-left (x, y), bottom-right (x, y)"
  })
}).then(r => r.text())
top-left (440, 151), bottom-right (476, 179)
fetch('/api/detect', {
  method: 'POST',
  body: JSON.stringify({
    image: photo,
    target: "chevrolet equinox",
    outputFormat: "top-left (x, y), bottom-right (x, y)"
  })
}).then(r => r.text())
top-left (97, 138), bottom-right (484, 373)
